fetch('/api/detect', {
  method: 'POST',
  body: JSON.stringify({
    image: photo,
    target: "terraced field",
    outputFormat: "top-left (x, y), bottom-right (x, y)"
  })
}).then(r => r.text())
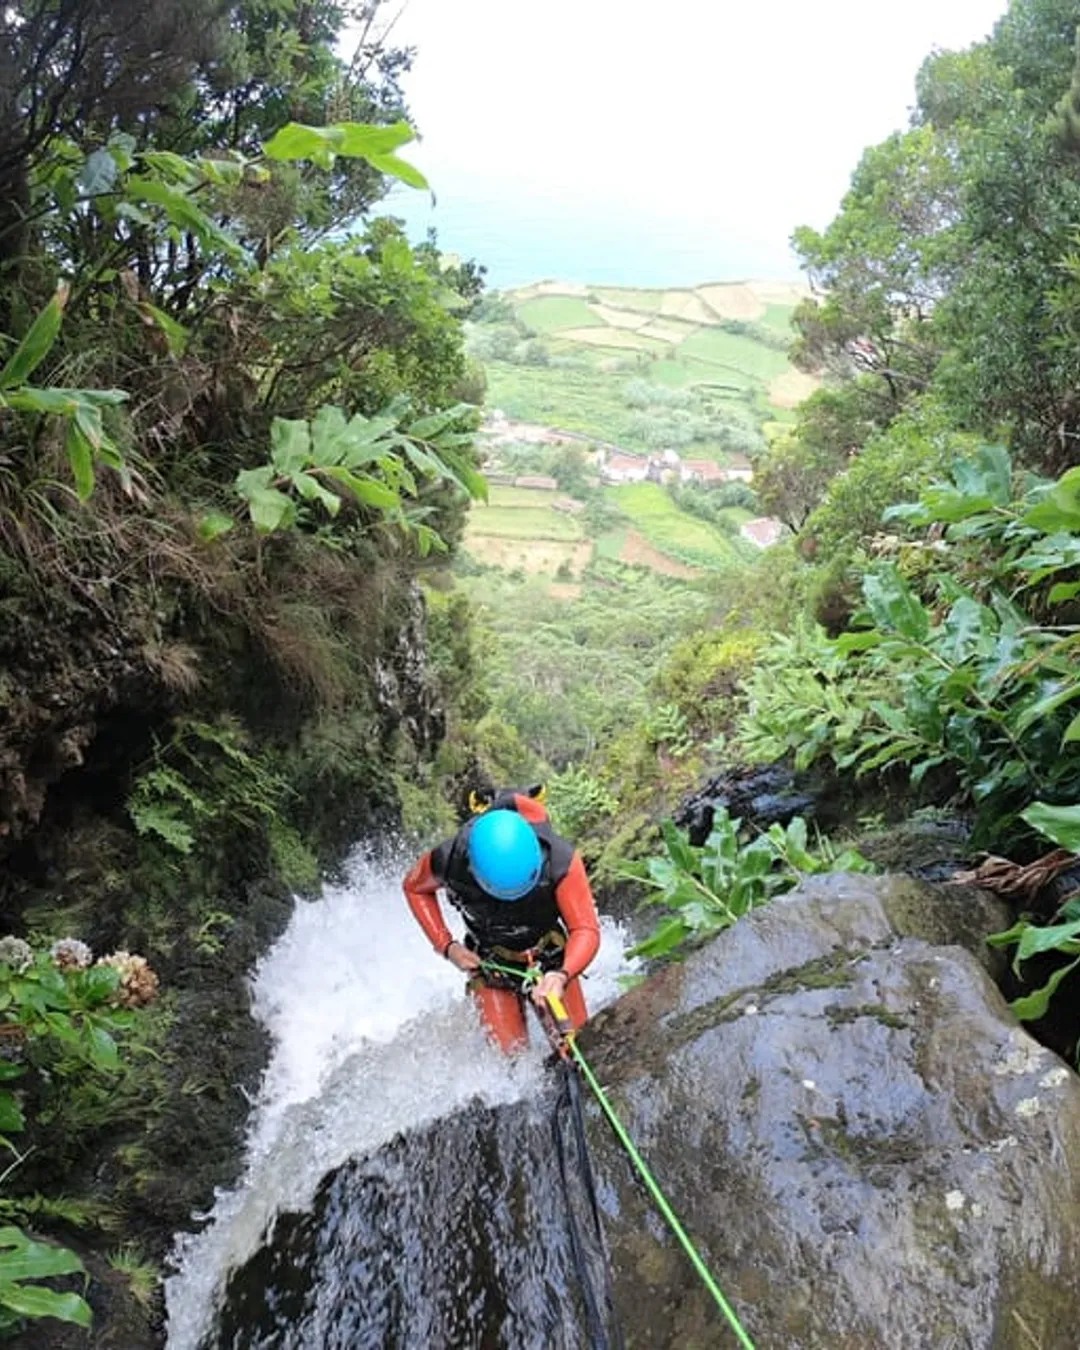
top-left (480, 278), bottom-right (814, 452)
top-left (605, 483), bottom-right (752, 571)
top-left (463, 278), bottom-right (807, 588)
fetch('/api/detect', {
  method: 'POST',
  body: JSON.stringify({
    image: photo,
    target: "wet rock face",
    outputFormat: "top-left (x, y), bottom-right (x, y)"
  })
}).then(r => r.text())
top-left (373, 581), bottom-right (446, 756)
top-left (674, 763), bottom-right (819, 844)
top-left (213, 1087), bottom-right (619, 1350)
top-left (583, 875), bottom-right (1080, 1350)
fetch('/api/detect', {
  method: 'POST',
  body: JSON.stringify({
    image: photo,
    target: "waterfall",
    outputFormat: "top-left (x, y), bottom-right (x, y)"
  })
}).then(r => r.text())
top-left (164, 847), bottom-right (633, 1348)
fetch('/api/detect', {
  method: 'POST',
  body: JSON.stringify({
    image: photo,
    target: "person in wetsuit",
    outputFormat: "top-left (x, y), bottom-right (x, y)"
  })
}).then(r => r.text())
top-left (402, 787), bottom-right (601, 1053)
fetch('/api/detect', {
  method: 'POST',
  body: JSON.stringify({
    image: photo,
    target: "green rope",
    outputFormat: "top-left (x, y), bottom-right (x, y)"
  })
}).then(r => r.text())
top-left (481, 958), bottom-right (542, 984)
top-left (567, 1040), bottom-right (756, 1350)
top-left (477, 959), bottom-right (756, 1349)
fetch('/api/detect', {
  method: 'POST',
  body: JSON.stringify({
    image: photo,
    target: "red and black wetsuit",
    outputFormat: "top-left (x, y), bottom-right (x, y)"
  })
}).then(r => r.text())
top-left (403, 790), bottom-right (601, 1051)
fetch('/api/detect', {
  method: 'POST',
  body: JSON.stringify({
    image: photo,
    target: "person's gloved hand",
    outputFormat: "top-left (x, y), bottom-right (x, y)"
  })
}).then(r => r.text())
top-left (445, 940), bottom-right (482, 973)
top-left (531, 969), bottom-right (569, 1008)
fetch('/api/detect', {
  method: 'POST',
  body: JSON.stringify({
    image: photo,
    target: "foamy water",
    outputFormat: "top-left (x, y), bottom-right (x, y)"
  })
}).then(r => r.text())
top-left (164, 848), bottom-right (634, 1348)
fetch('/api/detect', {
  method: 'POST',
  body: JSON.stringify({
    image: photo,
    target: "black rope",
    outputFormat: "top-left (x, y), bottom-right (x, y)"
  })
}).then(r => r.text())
top-left (552, 1060), bottom-right (625, 1350)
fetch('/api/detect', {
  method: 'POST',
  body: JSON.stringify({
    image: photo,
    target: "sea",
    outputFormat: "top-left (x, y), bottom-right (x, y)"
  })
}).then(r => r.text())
top-left (382, 177), bottom-right (802, 291)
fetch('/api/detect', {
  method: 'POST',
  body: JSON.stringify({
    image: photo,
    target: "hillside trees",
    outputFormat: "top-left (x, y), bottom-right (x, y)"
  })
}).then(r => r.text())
top-left (0, 0), bottom-right (488, 1300)
top-left (758, 0), bottom-right (1080, 561)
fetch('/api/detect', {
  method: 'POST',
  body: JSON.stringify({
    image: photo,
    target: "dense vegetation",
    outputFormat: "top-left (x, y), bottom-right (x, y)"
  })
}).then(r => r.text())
top-left (10, 0), bottom-right (1080, 1335)
top-left (0, 0), bottom-right (484, 1334)
top-left (576, 0), bottom-right (1080, 1042)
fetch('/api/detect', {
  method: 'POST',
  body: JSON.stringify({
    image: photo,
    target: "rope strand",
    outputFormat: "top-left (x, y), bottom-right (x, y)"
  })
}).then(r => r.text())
top-left (478, 959), bottom-right (757, 1350)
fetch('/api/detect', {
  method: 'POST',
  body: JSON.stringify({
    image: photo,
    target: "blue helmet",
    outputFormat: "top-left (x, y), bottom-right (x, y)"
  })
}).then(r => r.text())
top-left (467, 810), bottom-right (542, 901)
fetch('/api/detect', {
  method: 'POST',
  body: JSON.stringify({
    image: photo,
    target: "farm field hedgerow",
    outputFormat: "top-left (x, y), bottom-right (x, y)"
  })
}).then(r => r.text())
top-left (606, 483), bottom-right (749, 570)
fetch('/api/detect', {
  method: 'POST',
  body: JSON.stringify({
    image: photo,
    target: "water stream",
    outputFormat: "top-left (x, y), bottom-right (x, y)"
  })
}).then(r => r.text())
top-left (164, 848), bottom-right (633, 1348)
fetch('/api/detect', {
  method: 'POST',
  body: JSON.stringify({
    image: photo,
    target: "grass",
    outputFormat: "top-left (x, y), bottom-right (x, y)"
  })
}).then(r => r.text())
top-left (679, 327), bottom-right (793, 380)
top-left (517, 295), bottom-right (604, 333)
top-left (485, 362), bottom-right (644, 446)
top-left (487, 484), bottom-right (561, 508)
top-left (556, 327), bottom-right (667, 352)
top-left (594, 528), bottom-right (628, 561)
top-left (591, 287), bottom-right (665, 312)
top-left (606, 483), bottom-right (748, 570)
top-left (108, 1245), bottom-right (159, 1311)
top-left (761, 303), bottom-right (798, 334)
top-left (647, 356), bottom-right (738, 388)
top-left (466, 503), bottom-right (583, 540)
top-left (462, 536), bottom-right (590, 576)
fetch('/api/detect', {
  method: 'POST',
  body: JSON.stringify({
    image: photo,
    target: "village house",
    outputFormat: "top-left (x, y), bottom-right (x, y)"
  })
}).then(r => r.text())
top-left (724, 452), bottom-right (755, 483)
top-left (597, 449), bottom-right (650, 484)
top-left (679, 458), bottom-right (729, 487)
top-left (740, 517), bottom-right (785, 549)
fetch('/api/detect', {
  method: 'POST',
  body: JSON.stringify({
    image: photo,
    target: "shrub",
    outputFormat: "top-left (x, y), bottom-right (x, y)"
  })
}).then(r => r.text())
top-left (0, 937), bottom-right (159, 1334)
top-left (621, 814), bottom-right (874, 959)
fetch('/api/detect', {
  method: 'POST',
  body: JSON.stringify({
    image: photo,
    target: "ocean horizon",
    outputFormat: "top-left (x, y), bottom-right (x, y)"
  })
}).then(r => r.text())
top-left (383, 180), bottom-right (804, 291)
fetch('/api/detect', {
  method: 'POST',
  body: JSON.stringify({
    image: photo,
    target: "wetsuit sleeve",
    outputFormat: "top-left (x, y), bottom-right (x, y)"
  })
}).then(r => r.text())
top-left (555, 853), bottom-right (601, 979)
top-left (403, 849), bottom-right (453, 955)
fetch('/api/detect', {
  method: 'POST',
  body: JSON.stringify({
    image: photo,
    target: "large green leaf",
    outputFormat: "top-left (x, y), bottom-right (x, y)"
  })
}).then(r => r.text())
top-left (85, 1026), bottom-right (119, 1073)
top-left (309, 406), bottom-right (351, 464)
top-left (270, 418), bottom-right (311, 473)
top-left (262, 121), bottom-right (426, 187)
top-left (197, 511), bottom-right (235, 541)
top-left (0, 1282), bottom-right (91, 1329)
top-left (246, 487), bottom-right (295, 533)
top-left (628, 916), bottom-right (690, 959)
top-left (1015, 682), bottom-right (1080, 734)
top-left (137, 303), bottom-right (188, 356)
top-left (0, 1092), bottom-right (24, 1134)
top-left (1010, 957), bottom-right (1080, 1022)
top-left (319, 468), bottom-right (399, 510)
top-left (125, 179), bottom-right (243, 261)
top-left (65, 422), bottom-right (95, 501)
top-left (333, 122), bottom-right (417, 157)
top-left (407, 404), bottom-right (476, 440)
top-left (0, 288), bottom-right (67, 389)
top-left (365, 152), bottom-right (428, 189)
top-left (0, 1229), bottom-right (84, 1283)
top-left (78, 148), bottom-right (118, 196)
top-left (1012, 534), bottom-right (1080, 583)
top-left (1012, 917), bottom-right (1080, 967)
top-left (1049, 580), bottom-right (1080, 604)
top-left (139, 150), bottom-right (198, 185)
top-left (1023, 468), bottom-right (1080, 535)
top-left (2, 387), bottom-right (126, 415)
top-left (261, 123), bottom-right (337, 165)
top-left (1021, 801), bottom-right (1080, 851)
top-left (293, 471), bottom-right (341, 516)
top-left (862, 566), bottom-right (929, 642)
top-left (939, 596), bottom-right (995, 664)
top-left (953, 443), bottom-right (1012, 507)
top-left (660, 820), bottom-right (699, 876)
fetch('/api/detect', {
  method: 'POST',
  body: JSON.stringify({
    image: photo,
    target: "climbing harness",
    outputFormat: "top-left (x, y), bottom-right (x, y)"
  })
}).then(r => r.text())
top-left (480, 959), bottom-right (758, 1350)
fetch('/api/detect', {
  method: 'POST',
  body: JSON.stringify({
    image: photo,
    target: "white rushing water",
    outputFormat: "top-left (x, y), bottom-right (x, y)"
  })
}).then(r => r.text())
top-left (164, 847), bottom-right (635, 1349)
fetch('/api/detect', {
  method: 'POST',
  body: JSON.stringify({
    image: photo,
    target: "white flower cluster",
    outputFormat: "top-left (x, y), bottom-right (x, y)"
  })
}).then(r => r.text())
top-left (50, 938), bottom-right (94, 971)
top-left (0, 937), bottom-right (33, 973)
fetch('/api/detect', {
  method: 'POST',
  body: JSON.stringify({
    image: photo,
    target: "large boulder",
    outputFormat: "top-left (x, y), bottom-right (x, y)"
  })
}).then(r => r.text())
top-left (583, 874), bottom-right (1080, 1349)
top-left (202, 874), bottom-right (1080, 1350)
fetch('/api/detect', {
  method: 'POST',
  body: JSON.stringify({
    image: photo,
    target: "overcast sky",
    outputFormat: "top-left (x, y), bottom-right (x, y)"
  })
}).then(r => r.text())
top-left (377, 0), bottom-right (1009, 285)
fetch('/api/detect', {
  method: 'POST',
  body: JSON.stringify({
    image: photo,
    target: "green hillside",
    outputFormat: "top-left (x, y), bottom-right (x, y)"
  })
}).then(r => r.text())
top-left (458, 278), bottom-right (805, 589)
top-left (470, 280), bottom-right (817, 460)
